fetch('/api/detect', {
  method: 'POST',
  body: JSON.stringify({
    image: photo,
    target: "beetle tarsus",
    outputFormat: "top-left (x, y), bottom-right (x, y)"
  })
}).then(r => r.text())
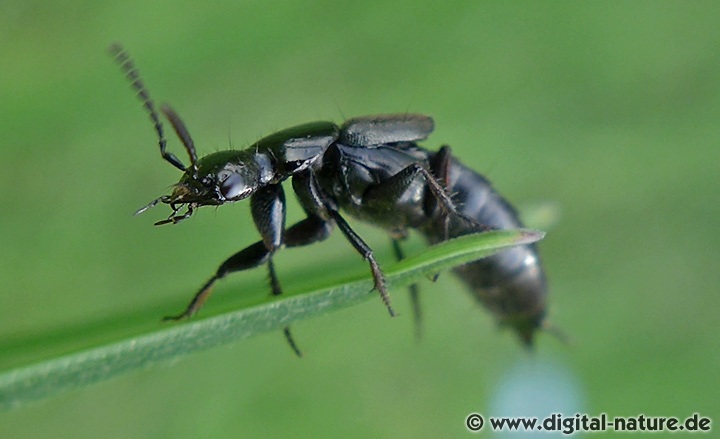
top-left (163, 276), bottom-right (219, 322)
top-left (370, 258), bottom-right (394, 317)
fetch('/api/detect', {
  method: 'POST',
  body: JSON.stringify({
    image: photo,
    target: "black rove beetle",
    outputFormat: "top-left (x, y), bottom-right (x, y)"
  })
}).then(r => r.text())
top-left (110, 44), bottom-right (549, 354)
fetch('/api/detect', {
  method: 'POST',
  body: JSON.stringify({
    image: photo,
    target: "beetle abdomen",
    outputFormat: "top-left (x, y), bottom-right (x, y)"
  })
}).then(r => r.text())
top-left (423, 157), bottom-right (547, 346)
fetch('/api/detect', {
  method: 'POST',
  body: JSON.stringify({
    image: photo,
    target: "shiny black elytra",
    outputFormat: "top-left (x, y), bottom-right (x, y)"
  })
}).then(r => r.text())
top-left (110, 44), bottom-right (549, 354)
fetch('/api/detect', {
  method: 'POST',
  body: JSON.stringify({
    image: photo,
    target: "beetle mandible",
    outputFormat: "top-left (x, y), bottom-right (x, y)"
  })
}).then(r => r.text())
top-left (110, 44), bottom-right (549, 354)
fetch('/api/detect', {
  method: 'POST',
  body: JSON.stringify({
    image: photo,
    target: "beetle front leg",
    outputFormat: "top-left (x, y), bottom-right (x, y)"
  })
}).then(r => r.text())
top-left (165, 184), bottom-right (303, 356)
top-left (266, 257), bottom-right (303, 357)
top-left (249, 185), bottom-right (287, 297)
top-left (164, 241), bottom-right (272, 321)
top-left (251, 184), bottom-right (307, 357)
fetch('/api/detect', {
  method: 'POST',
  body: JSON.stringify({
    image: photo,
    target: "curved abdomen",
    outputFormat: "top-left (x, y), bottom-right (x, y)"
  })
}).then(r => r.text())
top-left (422, 157), bottom-right (547, 346)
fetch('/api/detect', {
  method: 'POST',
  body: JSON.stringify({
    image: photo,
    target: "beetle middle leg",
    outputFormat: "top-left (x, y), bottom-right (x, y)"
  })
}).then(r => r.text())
top-left (329, 209), bottom-right (395, 316)
top-left (293, 170), bottom-right (395, 317)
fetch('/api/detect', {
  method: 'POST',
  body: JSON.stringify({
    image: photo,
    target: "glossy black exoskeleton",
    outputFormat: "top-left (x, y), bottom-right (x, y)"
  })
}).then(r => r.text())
top-left (111, 44), bottom-right (548, 353)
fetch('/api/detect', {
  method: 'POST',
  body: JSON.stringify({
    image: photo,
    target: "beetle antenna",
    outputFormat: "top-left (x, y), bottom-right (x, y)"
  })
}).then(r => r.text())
top-left (161, 104), bottom-right (199, 177)
top-left (108, 43), bottom-right (187, 172)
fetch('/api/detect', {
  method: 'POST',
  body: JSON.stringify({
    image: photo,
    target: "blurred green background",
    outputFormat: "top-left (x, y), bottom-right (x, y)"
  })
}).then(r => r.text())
top-left (1, 1), bottom-right (718, 437)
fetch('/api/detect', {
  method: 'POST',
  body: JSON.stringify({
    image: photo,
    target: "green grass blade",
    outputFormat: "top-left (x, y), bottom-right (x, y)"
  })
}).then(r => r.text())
top-left (0, 229), bottom-right (543, 410)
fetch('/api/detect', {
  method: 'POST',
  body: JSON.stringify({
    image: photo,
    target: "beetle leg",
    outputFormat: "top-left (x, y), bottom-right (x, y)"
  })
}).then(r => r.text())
top-left (426, 145), bottom-right (453, 241)
top-left (293, 170), bottom-right (394, 316)
top-left (266, 258), bottom-right (302, 357)
top-left (391, 238), bottom-right (422, 340)
top-left (422, 145), bottom-right (456, 282)
top-left (165, 184), bottom-right (303, 357)
top-left (428, 145), bottom-right (489, 233)
top-left (249, 185), bottom-right (286, 297)
top-left (250, 184), bottom-right (307, 357)
top-left (164, 240), bottom-right (271, 321)
top-left (285, 214), bottom-right (334, 247)
top-left (330, 210), bottom-right (395, 317)
top-left (250, 184), bottom-right (286, 253)
top-left (362, 159), bottom-right (463, 284)
top-left (366, 155), bottom-right (483, 237)
top-left (362, 163), bottom-right (447, 210)
top-left (261, 203), bottom-right (336, 356)
top-left (291, 169), bottom-right (336, 221)
top-left (271, 214), bottom-right (337, 357)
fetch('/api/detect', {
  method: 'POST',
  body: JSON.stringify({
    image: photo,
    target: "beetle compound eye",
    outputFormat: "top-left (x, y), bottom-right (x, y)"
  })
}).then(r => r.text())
top-left (220, 173), bottom-right (248, 200)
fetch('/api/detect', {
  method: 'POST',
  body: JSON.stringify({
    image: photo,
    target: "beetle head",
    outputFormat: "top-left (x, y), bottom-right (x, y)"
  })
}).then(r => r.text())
top-left (136, 150), bottom-right (263, 225)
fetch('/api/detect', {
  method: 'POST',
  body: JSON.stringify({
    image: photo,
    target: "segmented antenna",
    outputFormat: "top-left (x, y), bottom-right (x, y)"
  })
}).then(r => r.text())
top-left (161, 104), bottom-right (199, 177)
top-left (108, 43), bottom-right (187, 172)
